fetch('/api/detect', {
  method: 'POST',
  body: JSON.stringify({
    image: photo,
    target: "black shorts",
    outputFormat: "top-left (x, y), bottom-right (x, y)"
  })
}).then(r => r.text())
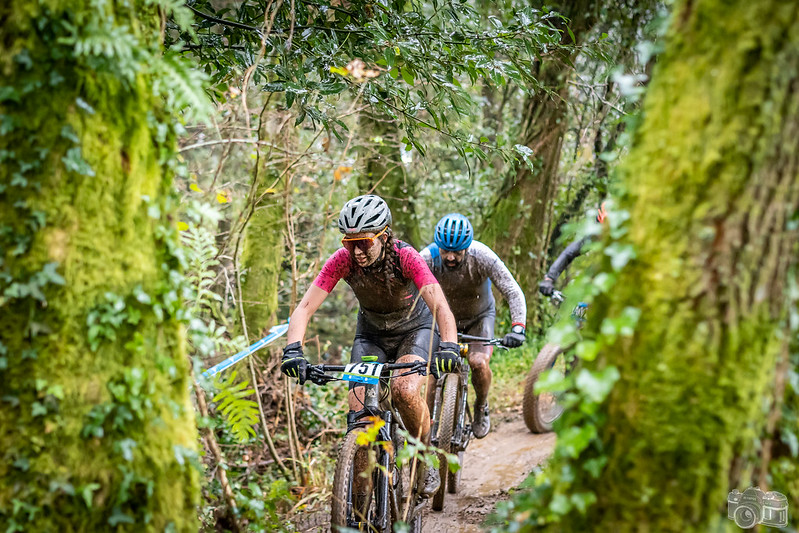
top-left (459, 309), bottom-right (495, 353)
top-left (349, 324), bottom-right (438, 389)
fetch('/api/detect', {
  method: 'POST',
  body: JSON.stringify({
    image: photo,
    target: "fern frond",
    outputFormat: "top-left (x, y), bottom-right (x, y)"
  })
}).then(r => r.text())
top-left (212, 371), bottom-right (260, 442)
top-left (151, 53), bottom-right (212, 123)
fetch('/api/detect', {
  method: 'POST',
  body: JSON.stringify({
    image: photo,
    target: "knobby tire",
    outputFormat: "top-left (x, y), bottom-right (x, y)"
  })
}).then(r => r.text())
top-left (432, 373), bottom-right (459, 511)
top-left (331, 429), bottom-right (382, 532)
top-left (522, 343), bottom-right (566, 433)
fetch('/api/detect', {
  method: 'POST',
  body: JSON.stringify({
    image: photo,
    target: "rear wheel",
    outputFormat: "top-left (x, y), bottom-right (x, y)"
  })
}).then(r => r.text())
top-left (331, 429), bottom-right (384, 532)
top-left (432, 373), bottom-right (459, 511)
top-left (522, 344), bottom-right (566, 433)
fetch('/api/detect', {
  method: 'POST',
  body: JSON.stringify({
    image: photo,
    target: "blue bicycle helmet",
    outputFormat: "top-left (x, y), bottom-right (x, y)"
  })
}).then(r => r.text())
top-left (434, 213), bottom-right (473, 251)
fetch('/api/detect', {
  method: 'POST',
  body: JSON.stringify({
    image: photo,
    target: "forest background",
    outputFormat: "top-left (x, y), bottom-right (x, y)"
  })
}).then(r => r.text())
top-left (1, 0), bottom-right (798, 532)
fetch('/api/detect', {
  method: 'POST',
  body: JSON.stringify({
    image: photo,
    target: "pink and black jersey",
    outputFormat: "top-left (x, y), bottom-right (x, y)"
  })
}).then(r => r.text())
top-left (313, 240), bottom-right (438, 332)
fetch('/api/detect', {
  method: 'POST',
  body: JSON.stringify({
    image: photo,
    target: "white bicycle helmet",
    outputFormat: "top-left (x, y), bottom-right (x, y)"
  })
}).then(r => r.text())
top-left (338, 195), bottom-right (392, 234)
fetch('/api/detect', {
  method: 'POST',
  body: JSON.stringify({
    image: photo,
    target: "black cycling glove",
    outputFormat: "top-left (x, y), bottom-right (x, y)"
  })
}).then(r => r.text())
top-left (502, 325), bottom-right (526, 348)
top-left (433, 342), bottom-right (461, 378)
top-left (281, 342), bottom-right (308, 384)
top-left (538, 277), bottom-right (554, 296)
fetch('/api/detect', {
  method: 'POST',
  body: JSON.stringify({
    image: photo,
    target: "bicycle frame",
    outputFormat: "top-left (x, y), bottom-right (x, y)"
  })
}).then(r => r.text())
top-left (307, 362), bottom-right (425, 531)
top-left (431, 335), bottom-right (506, 450)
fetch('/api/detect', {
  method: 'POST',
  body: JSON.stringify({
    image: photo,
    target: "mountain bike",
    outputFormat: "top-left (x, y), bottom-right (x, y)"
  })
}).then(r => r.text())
top-left (429, 333), bottom-right (505, 511)
top-left (522, 290), bottom-right (585, 433)
top-left (305, 357), bottom-right (428, 533)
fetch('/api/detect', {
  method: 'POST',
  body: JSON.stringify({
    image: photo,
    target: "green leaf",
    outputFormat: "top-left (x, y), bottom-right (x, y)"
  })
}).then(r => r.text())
top-left (604, 243), bottom-right (636, 270)
top-left (31, 402), bottom-right (47, 417)
top-left (550, 493), bottom-right (572, 515)
top-left (582, 456), bottom-right (608, 478)
top-left (401, 66), bottom-right (415, 85)
top-left (571, 491), bottom-right (597, 514)
top-left (81, 483), bottom-right (101, 508)
top-left (62, 147), bottom-right (95, 177)
top-left (575, 367), bottom-right (620, 403)
top-left (557, 424), bottom-right (596, 458)
top-left (384, 48), bottom-right (396, 68)
top-left (567, 26), bottom-right (576, 44)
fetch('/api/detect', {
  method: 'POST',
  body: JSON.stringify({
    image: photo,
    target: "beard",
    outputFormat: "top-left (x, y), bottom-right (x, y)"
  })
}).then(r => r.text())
top-left (444, 258), bottom-right (463, 269)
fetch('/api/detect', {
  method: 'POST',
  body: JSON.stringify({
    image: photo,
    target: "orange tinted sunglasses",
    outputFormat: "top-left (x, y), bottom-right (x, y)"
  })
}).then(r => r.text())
top-left (341, 227), bottom-right (387, 253)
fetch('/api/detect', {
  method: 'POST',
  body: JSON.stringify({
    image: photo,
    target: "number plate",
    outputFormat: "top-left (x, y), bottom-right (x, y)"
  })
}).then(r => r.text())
top-left (342, 362), bottom-right (384, 384)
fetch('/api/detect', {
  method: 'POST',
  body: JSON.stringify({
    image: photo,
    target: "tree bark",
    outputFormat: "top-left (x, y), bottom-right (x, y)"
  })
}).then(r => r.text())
top-left (0, 2), bottom-right (200, 530)
top-left (481, 0), bottom-right (597, 328)
top-left (535, 1), bottom-right (799, 530)
top-left (239, 108), bottom-right (291, 340)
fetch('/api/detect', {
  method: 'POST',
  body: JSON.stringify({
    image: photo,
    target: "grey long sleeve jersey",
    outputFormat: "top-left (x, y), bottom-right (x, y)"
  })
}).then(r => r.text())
top-left (420, 241), bottom-right (526, 328)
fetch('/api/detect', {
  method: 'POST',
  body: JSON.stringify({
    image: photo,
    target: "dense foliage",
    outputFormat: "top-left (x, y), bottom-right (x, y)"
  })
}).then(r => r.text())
top-left (3, 0), bottom-right (798, 531)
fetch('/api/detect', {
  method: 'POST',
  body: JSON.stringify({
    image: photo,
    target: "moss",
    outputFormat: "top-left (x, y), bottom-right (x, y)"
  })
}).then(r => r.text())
top-left (240, 185), bottom-right (285, 339)
top-left (522, 1), bottom-right (799, 531)
top-left (0, 1), bottom-right (199, 530)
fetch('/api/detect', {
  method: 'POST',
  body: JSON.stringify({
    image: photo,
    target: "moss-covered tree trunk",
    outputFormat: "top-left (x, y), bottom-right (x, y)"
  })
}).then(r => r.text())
top-left (538, 1), bottom-right (799, 530)
top-left (239, 108), bottom-right (292, 340)
top-left (482, 1), bottom-right (597, 328)
top-left (0, 2), bottom-right (199, 530)
top-left (358, 112), bottom-right (422, 248)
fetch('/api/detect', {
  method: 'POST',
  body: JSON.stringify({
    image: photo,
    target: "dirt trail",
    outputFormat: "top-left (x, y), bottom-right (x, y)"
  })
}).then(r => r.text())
top-left (423, 413), bottom-right (556, 532)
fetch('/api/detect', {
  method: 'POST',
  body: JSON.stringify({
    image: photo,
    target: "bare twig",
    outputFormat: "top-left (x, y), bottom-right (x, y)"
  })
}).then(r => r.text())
top-left (192, 372), bottom-right (242, 531)
top-left (235, 261), bottom-right (291, 480)
top-left (179, 138), bottom-right (297, 154)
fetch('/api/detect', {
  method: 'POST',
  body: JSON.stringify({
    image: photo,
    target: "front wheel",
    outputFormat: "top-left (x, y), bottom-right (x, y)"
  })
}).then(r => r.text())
top-left (523, 344), bottom-right (566, 433)
top-left (432, 373), bottom-right (459, 511)
top-left (331, 429), bottom-right (385, 532)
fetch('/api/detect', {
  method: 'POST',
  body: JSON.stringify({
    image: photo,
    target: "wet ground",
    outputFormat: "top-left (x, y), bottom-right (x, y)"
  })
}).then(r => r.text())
top-left (423, 413), bottom-right (556, 532)
top-left (292, 410), bottom-right (556, 532)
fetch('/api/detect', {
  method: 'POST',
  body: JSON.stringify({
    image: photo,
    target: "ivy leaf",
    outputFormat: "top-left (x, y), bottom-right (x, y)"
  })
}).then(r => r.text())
top-left (781, 430), bottom-right (799, 457)
top-left (557, 424), bottom-right (597, 458)
top-left (108, 508), bottom-right (135, 526)
top-left (571, 491), bottom-right (597, 514)
top-left (550, 493), bottom-right (572, 515)
top-left (62, 147), bottom-right (95, 177)
top-left (575, 367), bottom-right (620, 403)
top-left (604, 243), bottom-right (636, 270)
top-left (0, 86), bottom-right (20, 103)
top-left (81, 483), bottom-right (101, 508)
top-left (31, 402), bottom-right (48, 417)
top-left (41, 262), bottom-right (66, 286)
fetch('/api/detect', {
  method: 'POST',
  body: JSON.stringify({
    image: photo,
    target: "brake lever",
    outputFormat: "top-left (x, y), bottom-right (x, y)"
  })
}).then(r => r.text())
top-left (305, 366), bottom-right (332, 385)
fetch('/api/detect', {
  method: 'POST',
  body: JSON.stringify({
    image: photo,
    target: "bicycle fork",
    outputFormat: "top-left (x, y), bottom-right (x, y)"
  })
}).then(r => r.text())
top-left (452, 366), bottom-right (471, 452)
top-left (347, 384), bottom-right (393, 531)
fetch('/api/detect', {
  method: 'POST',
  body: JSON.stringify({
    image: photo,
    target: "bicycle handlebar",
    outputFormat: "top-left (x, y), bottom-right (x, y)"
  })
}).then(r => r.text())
top-left (551, 290), bottom-right (565, 303)
top-left (458, 333), bottom-right (504, 346)
top-left (457, 333), bottom-right (514, 351)
top-left (305, 361), bottom-right (428, 386)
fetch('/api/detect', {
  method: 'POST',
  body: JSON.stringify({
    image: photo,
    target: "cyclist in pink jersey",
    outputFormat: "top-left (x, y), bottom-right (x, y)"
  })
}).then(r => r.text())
top-left (281, 195), bottom-right (458, 497)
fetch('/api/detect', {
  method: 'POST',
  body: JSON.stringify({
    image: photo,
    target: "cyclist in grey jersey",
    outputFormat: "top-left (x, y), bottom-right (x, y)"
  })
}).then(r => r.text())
top-left (539, 202), bottom-right (607, 296)
top-left (421, 214), bottom-right (527, 438)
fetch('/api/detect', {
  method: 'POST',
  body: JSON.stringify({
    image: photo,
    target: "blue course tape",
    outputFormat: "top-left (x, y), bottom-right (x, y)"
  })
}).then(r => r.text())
top-left (201, 321), bottom-right (290, 380)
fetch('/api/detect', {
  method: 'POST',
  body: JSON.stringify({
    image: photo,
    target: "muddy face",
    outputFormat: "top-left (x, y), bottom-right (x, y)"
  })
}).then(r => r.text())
top-left (442, 249), bottom-right (466, 269)
top-left (344, 231), bottom-right (385, 267)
